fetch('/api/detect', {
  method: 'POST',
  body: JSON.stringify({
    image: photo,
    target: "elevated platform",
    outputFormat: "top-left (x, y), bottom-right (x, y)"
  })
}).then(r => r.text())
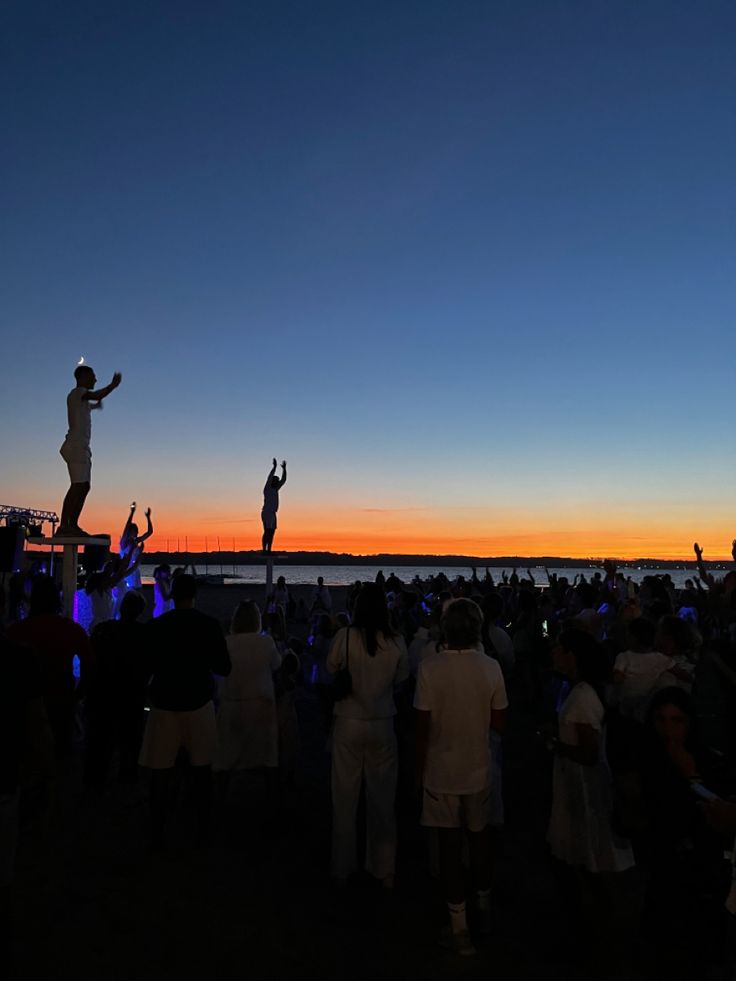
top-left (28, 536), bottom-right (111, 618)
top-left (28, 536), bottom-right (111, 547)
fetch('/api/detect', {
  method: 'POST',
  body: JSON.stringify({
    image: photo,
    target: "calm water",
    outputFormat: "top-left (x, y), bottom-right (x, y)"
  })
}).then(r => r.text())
top-left (138, 563), bottom-right (709, 590)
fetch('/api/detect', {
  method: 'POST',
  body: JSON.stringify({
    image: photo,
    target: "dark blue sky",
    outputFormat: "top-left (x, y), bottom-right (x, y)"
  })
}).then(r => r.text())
top-left (2, 1), bottom-right (735, 554)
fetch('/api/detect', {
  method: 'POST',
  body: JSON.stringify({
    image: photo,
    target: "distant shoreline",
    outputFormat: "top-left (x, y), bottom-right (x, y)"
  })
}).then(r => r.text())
top-left (108, 549), bottom-right (728, 571)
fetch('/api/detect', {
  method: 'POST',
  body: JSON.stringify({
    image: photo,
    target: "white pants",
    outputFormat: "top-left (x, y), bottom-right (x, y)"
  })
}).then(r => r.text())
top-left (331, 716), bottom-right (397, 880)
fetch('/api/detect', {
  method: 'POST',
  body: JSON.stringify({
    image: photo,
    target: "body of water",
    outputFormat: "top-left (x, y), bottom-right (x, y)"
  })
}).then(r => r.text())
top-left (138, 563), bottom-right (711, 591)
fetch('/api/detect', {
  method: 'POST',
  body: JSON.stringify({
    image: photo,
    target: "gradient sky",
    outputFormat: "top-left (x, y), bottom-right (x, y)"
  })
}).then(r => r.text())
top-left (2, 1), bottom-right (735, 559)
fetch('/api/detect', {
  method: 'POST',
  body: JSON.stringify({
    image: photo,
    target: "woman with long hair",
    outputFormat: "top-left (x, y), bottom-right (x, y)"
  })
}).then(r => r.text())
top-left (327, 583), bottom-right (409, 887)
top-left (213, 601), bottom-right (282, 780)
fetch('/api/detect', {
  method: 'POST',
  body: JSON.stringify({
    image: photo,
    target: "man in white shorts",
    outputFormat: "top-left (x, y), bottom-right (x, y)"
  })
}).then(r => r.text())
top-left (58, 364), bottom-right (122, 536)
top-left (139, 575), bottom-right (231, 848)
top-left (415, 598), bottom-right (508, 955)
top-left (261, 457), bottom-right (287, 553)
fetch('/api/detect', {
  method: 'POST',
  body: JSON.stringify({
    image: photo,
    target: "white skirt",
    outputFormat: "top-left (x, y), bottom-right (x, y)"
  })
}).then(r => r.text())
top-left (547, 756), bottom-right (635, 873)
top-left (214, 697), bottom-right (278, 771)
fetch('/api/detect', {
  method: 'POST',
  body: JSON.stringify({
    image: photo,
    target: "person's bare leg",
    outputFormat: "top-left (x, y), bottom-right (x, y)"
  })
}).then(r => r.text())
top-left (438, 828), bottom-right (476, 952)
top-left (69, 482), bottom-right (90, 528)
top-left (60, 482), bottom-right (89, 529)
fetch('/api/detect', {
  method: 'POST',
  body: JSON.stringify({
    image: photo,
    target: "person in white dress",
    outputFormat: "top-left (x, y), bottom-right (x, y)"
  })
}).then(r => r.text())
top-left (327, 583), bottom-right (409, 886)
top-left (114, 502), bottom-right (153, 615)
top-left (548, 627), bottom-right (635, 874)
top-left (214, 601), bottom-right (282, 774)
top-left (546, 627), bottom-right (636, 962)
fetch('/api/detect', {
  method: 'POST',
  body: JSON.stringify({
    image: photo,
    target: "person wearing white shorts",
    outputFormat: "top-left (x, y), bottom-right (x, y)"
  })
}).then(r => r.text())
top-left (139, 702), bottom-right (217, 769)
top-left (139, 575), bottom-right (230, 848)
top-left (57, 364), bottom-right (122, 536)
top-left (415, 599), bottom-right (508, 955)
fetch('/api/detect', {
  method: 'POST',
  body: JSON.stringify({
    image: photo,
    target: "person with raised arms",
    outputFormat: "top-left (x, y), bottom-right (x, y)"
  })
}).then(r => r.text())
top-left (261, 457), bottom-right (287, 553)
top-left (57, 364), bottom-right (122, 536)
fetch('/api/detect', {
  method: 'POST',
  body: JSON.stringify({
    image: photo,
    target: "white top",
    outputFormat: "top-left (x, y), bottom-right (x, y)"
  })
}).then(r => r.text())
top-left (414, 648), bottom-right (508, 795)
top-left (614, 650), bottom-right (675, 699)
top-left (327, 627), bottom-right (409, 720)
top-left (220, 633), bottom-right (282, 701)
top-left (65, 386), bottom-right (91, 446)
top-left (485, 625), bottom-right (515, 677)
top-left (558, 681), bottom-right (604, 742)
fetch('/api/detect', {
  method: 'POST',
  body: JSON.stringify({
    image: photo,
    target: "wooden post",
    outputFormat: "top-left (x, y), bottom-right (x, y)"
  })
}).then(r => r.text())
top-left (265, 553), bottom-right (274, 605)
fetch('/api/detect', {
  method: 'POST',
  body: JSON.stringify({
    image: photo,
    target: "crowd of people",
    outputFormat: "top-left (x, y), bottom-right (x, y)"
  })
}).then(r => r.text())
top-left (2, 544), bottom-right (736, 977)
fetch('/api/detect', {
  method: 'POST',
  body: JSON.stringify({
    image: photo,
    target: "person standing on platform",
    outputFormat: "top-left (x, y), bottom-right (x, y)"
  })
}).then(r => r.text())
top-left (261, 458), bottom-right (287, 553)
top-left (57, 364), bottom-right (122, 536)
top-left (139, 575), bottom-right (231, 849)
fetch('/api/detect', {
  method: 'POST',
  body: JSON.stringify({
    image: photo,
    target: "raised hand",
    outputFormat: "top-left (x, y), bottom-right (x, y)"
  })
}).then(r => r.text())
top-left (281, 460), bottom-right (287, 468)
top-left (131, 502), bottom-right (137, 512)
top-left (731, 539), bottom-right (736, 562)
top-left (145, 508), bottom-right (152, 519)
top-left (272, 457), bottom-right (278, 467)
top-left (111, 372), bottom-right (122, 388)
top-left (694, 542), bottom-right (703, 560)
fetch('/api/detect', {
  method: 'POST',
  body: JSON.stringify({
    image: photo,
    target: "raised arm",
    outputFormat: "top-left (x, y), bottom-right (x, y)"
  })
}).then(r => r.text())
top-left (264, 458), bottom-right (277, 492)
top-left (279, 460), bottom-right (287, 489)
top-left (138, 507), bottom-right (153, 543)
top-left (121, 502), bottom-right (136, 542)
top-left (84, 371), bottom-right (122, 402)
top-left (693, 542), bottom-right (715, 589)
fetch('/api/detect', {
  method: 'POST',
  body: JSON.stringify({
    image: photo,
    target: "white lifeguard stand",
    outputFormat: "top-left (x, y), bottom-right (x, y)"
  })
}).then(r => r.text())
top-left (27, 534), bottom-right (111, 619)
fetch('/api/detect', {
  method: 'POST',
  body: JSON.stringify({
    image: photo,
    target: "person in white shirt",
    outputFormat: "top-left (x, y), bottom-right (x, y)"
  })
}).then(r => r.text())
top-left (415, 598), bottom-right (508, 956)
top-left (327, 583), bottom-right (409, 887)
top-left (58, 364), bottom-right (122, 536)
top-left (261, 458), bottom-right (286, 553)
top-left (214, 602), bottom-right (282, 777)
top-left (611, 618), bottom-right (678, 720)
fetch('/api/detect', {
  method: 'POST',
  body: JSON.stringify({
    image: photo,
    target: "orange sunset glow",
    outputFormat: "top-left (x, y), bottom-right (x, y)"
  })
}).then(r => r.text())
top-left (71, 500), bottom-right (736, 562)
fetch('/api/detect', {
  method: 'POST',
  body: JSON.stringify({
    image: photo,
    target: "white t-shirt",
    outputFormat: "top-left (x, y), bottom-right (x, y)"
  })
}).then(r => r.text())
top-left (327, 627), bottom-right (409, 720)
top-left (220, 633), bottom-right (282, 701)
top-left (414, 648), bottom-right (508, 795)
top-left (65, 387), bottom-right (91, 446)
top-left (614, 650), bottom-right (675, 699)
top-left (558, 681), bottom-right (604, 743)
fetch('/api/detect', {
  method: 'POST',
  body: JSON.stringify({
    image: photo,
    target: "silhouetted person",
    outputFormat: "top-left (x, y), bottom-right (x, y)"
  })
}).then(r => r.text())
top-left (139, 575), bottom-right (230, 849)
top-left (6, 576), bottom-right (93, 758)
top-left (58, 364), bottom-right (122, 536)
top-left (84, 591), bottom-right (149, 788)
top-left (261, 458), bottom-right (287, 553)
